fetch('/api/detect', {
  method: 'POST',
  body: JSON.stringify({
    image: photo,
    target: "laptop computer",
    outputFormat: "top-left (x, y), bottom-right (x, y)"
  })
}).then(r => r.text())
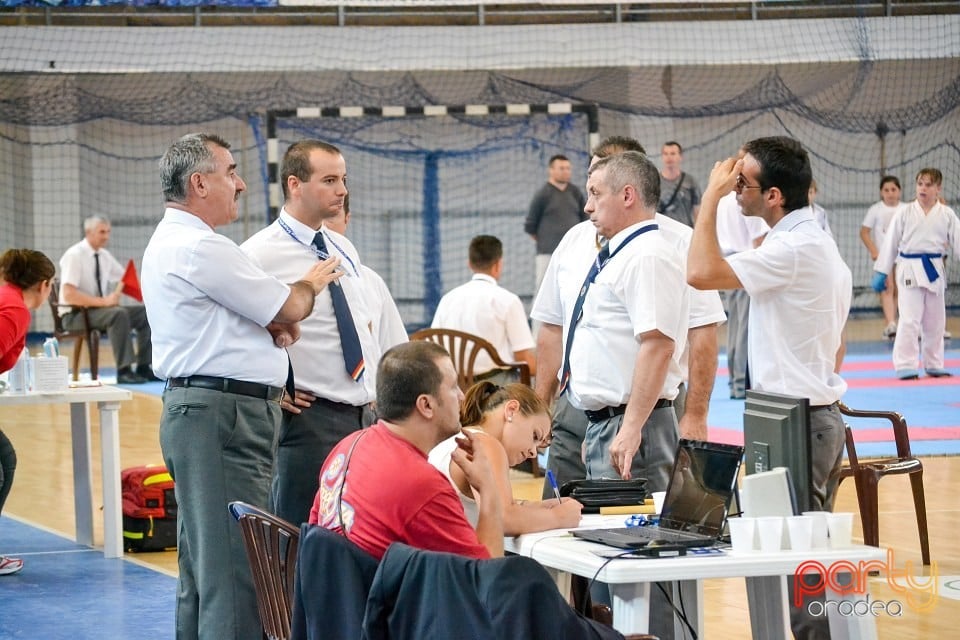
top-left (571, 439), bottom-right (745, 549)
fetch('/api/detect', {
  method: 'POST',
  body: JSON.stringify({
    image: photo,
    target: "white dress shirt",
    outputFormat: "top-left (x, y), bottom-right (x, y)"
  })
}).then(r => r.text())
top-left (431, 273), bottom-right (535, 375)
top-left (531, 218), bottom-right (722, 390)
top-left (58, 238), bottom-right (125, 314)
top-left (242, 210), bottom-right (381, 406)
top-left (142, 207), bottom-right (290, 386)
top-left (566, 221), bottom-right (689, 410)
top-left (727, 209), bottom-right (851, 405)
top-left (361, 265), bottom-right (409, 352)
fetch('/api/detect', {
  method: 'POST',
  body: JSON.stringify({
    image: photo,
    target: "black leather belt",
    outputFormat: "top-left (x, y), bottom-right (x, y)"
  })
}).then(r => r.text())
top-left (584, 398), bottom-right (672, 422)
top-left (810, 401), bottom-right (839, 412)
top-left (165, 376), bottom-right (284, 402)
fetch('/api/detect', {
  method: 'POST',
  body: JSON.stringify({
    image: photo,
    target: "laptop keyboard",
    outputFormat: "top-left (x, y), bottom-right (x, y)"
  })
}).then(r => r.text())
top-left (620, 526), bottom-right (710, 544)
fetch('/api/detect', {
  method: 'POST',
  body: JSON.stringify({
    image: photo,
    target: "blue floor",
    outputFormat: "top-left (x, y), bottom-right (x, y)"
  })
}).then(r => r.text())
top-left (0, 517), bottom-right (175, 640)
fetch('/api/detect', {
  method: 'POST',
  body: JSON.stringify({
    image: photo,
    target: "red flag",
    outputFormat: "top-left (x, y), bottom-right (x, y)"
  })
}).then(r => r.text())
top-left (121, 259), bottom-right (143, 302)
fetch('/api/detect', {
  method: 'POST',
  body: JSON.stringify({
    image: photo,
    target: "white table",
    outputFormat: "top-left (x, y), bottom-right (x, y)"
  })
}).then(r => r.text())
top-left (0, 386), bottom-right (132, 558)
top-left (506, 517), bottom-right (886, 639)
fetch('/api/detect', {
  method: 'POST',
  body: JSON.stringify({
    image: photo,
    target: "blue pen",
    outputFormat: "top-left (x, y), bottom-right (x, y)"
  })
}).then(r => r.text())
top-left (546, 469), bottom-right (562, 505)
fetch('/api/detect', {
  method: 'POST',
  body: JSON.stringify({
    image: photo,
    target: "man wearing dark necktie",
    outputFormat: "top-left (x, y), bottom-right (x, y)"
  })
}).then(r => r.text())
top-left (566, 151), bottom-right (688, 486)
top-left (242, 140), bottom-right (405, 526)
top-left (58, 215), bottom-right (154, 384)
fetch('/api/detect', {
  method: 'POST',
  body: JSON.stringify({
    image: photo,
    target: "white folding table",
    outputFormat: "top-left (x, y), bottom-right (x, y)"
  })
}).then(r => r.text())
top-left (0, 386), bottom-right (133, 558)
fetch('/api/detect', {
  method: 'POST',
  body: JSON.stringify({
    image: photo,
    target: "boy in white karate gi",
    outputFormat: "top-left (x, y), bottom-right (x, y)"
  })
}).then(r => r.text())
top-left (873, 168), bottom-right (960, 379)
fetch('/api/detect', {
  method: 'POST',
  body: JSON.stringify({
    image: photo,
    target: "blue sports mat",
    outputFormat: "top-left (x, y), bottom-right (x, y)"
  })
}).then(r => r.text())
top-left (0, 516), bottom-right (175, 640)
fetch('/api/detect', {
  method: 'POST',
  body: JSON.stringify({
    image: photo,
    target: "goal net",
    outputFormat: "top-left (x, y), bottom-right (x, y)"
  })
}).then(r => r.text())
top-left (2, 10), bottom-right (958, 331)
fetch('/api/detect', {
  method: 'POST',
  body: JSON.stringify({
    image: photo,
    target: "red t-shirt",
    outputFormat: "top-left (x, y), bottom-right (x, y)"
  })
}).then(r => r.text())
top-left (308, 421), bottom-right (490, 561)
top-left (0, 283), bottom-right (31, 374)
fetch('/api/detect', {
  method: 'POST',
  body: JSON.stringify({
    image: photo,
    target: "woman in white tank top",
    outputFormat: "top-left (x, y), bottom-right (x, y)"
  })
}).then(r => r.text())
top-left (428, 381), bottom-right (583, 535)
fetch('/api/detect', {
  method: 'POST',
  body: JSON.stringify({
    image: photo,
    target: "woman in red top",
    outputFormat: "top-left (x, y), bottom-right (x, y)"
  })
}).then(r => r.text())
top-left (0, 248), bottom-right (55, 575)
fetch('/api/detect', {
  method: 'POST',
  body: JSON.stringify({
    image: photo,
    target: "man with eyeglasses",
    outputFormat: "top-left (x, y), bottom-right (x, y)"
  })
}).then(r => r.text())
top-left (714, 171), bottom-right (769, 399)
top-left (687, 136), bottom-right (851, 640)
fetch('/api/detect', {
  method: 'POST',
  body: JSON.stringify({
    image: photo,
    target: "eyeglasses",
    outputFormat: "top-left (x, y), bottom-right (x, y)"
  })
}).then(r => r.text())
top-left (735, 174), bottom-right (764, 193)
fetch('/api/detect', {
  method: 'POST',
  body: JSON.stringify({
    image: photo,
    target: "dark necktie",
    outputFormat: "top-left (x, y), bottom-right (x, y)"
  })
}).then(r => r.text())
top-left (559, 244), bottom-right (609, 394)
top-left (94, 253), bottom-right (104, 297)
top-left (557, 223), bottom-right (658, 395)
top-left (312, 232), bottom-right (365, 381)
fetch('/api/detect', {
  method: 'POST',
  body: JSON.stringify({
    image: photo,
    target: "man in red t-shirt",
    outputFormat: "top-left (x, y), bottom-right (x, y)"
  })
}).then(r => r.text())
top-left (309, 341), bottom-right (503, 560)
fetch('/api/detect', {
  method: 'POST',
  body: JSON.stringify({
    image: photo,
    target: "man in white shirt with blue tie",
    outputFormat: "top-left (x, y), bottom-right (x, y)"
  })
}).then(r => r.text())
top-left (242, 140), bottom-right (405, 526)
top-left (567, 151), bottom-right (688, 485)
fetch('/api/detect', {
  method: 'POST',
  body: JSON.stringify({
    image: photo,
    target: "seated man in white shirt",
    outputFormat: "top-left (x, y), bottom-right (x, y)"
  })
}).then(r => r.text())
top-left (59, 215), bottom-right (154, 384)
top-left (431, 235), bottom-right (536, 384)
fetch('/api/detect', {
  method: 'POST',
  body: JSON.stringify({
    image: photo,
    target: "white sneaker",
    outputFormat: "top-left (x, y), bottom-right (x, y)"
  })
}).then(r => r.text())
top-left (882, 323), bottom-right (897, 339)
top-left (946, 331), bottom-right (953, 341)
top-left (0, 555), bottom-right (24, 575)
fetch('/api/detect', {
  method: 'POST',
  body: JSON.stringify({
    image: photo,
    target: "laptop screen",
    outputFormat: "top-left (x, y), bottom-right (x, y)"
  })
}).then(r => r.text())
top-left (659, 439), bottom-right (744, 536)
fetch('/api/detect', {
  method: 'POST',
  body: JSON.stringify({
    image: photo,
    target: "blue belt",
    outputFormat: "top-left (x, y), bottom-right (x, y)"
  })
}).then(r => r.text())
top-left (899, 252), bottom-right (943, 283)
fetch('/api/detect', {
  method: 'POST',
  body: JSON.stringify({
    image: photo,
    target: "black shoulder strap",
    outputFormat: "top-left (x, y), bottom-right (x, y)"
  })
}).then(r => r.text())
top-left (660, 171), bottom-right (686, 211)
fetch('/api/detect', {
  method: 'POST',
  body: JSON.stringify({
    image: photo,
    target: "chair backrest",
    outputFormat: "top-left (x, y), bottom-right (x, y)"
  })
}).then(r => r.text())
top-left (838, 404), bottom-right (913, 459)
top-left (228, 501), bottom-right (300, 640)
top-left (408, 328), bottom-right (531, 389)
top-left (47, 279), bottom-right (72, 336)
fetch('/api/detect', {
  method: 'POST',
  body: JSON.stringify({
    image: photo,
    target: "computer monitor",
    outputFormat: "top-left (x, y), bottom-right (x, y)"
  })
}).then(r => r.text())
top-left (743, 390), bottom-right (813, 513)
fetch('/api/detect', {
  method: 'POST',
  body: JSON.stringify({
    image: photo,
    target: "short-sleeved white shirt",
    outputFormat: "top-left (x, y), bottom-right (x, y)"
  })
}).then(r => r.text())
top-left (861, 200), bottom-right (900, 256)
top-left (58, 239), bottom-right (126, 314)
top-left (726, 209), bottom-right (851, 405)
top-left (432, 274), bottom-right (535, 375)
top-left (362, 265), bottom-right (409, 352)
top-left (531, 218), bottom-right (721, 387)
top-left (566, 221), bottom-right (689, 410)
top-left (142, 207), bottom-right (291, 386)
top-left (242, 210), bottom-right (383, 405)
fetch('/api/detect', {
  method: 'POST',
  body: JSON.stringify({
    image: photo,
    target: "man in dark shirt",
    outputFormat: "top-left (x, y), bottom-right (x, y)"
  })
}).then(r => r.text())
top-left (524, 154), bottom-right (587, 290)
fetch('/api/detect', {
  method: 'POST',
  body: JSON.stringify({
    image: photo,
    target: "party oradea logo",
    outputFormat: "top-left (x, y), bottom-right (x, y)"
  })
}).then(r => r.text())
top-left (795, 549), bottom-right (937, 617)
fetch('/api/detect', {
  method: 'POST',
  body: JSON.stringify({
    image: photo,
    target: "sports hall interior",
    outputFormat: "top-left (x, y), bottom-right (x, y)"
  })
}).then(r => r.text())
top-left (2, 2), bottom-right (960, 639)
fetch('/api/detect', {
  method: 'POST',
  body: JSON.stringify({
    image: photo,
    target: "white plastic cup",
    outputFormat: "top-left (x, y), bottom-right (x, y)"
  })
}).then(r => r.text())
top-left (728, 517), bottom-right (757, 553)
top-left (756, 516), bottom-right (784, 552)
top-left (786, 515), bottom-right (815, 552)
top-left (651, 491), bottom-right (666, 514)
top-left (802, 511), bottom-right (830, 549)
top-left (826, 512), bottom-right (855, 549)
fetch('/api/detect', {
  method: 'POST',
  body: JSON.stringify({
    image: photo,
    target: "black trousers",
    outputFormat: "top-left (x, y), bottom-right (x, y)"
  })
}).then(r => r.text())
top-left (0, 428), bottom-right (15, 515)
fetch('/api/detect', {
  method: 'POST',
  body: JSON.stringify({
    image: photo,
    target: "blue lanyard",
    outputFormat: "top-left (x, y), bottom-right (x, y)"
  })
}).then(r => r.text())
top-left (277, 216), bottom-right (359, 278)
top-left (590, 223), bottom-right (659, 282)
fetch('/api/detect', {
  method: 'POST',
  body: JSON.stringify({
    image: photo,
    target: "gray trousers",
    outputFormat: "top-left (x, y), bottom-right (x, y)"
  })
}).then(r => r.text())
top-left (540, 394), bottom-right (589, 500)
top-left (723, 289), bottom-right (750, 397)
top-left (790, 403), bottom-right (847, 640)
top-left (270, 397), bottom-right (376, 526)
top-left (583, 404), bottom-right (682, 640)
top-left (584, 405), bottom-right (679, 492)
top-left (64, 304), bottom-right (151, 370)
top-left (540, 389), bottom-right (687, 496)
top-left (160, 386), bottom-right (279, 640)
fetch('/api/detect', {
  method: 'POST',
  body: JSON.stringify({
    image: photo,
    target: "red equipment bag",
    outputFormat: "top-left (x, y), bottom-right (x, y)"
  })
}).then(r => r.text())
top-left (121, 464), bottom-right (177, 552)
